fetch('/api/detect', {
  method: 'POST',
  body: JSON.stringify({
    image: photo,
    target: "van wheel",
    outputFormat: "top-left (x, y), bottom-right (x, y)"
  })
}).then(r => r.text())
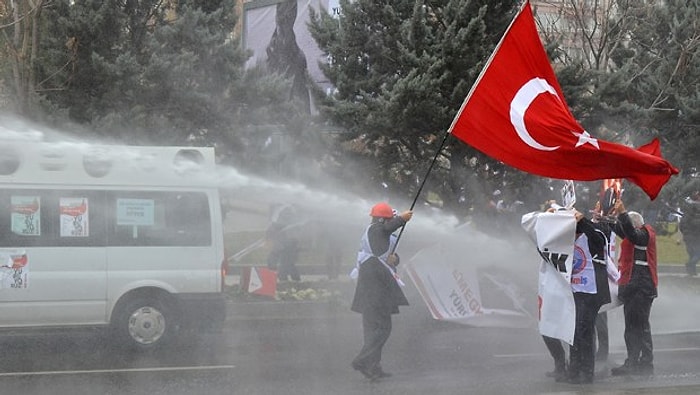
top-left (114, 296), bottom-right (177, 351)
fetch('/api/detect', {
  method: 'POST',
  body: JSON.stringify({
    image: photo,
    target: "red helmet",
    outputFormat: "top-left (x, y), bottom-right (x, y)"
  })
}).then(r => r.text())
top-left (370, 202), bottom-right (394, 218)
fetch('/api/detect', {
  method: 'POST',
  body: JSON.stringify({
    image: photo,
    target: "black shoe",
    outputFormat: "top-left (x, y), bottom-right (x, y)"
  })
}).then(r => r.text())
top-left (611, 362), bottom-right (635, 376)
top-left (566, 374), bottom-right (581, 384)
top-left (351, 362), bottom-right (374, 379)
top-left (567, 375), bottom-right (593, 384)
top-left (580, 375), bottom-right (593, 384)
top-left (554, 370), bottom-right (568, 382)
top-left (635, 363), bottom-right (654, 376)
top-left (374, 370), bottom-right (392, 378)
top-left (546, 368), bottom-right (567, 382)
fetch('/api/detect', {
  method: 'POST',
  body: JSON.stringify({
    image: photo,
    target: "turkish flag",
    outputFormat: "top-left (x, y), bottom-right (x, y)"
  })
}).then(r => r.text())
top-left (449, 0), bottom-right (678, 200)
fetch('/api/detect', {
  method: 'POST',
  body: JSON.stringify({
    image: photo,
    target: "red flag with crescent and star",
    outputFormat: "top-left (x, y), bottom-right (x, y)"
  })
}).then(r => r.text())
top-left (448, 0), bottom-right (678, 200)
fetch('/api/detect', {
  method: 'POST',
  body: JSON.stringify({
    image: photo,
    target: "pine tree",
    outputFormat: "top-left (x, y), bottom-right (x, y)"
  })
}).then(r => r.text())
top-left (309, 0), bottom-right (539, 214)
top-left (610, 0), bottom-right (700, 177)
top-left (28, 0), bottom-right (303, 167)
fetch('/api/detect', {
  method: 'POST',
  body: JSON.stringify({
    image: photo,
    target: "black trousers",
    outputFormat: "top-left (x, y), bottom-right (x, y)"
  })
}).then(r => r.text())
top-left (595, 311), bottom-right (608, 357)
top-left (352, 310), bottom-right (392, 373)
top-left (623, 291), bottom-right (655, 365)
top-left (569, 292), bottom-right (602, 380)
top-left (542, 335), bottom-right (566, 371)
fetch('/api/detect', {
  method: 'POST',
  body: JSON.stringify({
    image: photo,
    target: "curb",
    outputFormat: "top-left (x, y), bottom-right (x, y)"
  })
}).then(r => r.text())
top-left (223, 264), bottom-right (697, 320)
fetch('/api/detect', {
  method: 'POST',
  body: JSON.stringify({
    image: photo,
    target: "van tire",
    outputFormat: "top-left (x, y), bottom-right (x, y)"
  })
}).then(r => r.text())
top-left (113, 295), bottom-right (177, 351)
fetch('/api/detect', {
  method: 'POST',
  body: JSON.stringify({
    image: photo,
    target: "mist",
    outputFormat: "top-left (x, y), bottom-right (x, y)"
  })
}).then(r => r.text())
top-left (2, 114), bottom-right (699, 395)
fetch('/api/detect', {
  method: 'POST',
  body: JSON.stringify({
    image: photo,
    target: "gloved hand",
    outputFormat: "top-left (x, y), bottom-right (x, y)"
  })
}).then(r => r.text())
top-left (387, 253), bottom-right (400, 267)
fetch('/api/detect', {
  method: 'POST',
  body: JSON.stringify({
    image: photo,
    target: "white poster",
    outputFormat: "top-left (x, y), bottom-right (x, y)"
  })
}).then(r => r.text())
top-left (561, 180), bottom-right (576, 209)
top-left (0, 250), bottom-right (29, 289)
top-left (243, 0), bottom-right (336, 94)
top-left (60, 197), bottom-right (89, 237)
top-left (11, 196), bottom-right (40, 236)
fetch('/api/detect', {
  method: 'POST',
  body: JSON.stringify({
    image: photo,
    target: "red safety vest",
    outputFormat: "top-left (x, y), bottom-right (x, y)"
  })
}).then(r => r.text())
top-left (618, 224), bottom-right (658, 287)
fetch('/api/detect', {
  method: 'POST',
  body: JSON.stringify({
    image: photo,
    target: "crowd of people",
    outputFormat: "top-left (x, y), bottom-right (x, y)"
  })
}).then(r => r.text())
top-left (346, 182), bottom-right (698, 384)
top-left (530, 194), bottom-right (663, 385)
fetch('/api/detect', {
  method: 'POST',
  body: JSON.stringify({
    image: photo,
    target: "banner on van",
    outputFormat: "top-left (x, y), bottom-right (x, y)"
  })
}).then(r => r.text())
top-left (11, 196), bottom-right (41, 236)
top-left (60, 197), bottom-right (89, 237)
top-left (0, 250), bottom-right (29, 289)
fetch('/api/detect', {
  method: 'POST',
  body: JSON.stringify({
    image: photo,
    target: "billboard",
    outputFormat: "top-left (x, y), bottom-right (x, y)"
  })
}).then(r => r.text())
top-left (243, 0), bottom-right (340, 100)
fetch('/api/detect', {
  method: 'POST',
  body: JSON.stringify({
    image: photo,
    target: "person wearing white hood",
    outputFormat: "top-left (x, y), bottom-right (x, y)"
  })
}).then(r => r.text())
top-left (350, 202), bottom-right (412, 381)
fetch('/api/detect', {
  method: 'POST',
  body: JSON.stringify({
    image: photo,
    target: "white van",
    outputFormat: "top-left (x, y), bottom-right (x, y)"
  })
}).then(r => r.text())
top-left (0, 141), bottom-right (227, 350)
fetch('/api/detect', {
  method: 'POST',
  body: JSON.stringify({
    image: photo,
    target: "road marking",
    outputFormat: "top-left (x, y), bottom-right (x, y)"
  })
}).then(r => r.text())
top-left (0, 365), bottom-right (236, 378)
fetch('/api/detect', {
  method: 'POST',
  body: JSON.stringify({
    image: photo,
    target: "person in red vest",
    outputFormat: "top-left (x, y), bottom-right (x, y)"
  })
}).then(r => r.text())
top-left (610, 199), bottom-right (658, 376)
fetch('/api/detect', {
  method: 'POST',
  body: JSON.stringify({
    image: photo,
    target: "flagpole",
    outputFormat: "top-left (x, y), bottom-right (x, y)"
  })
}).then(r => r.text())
top-left (391, 131), bottom-right (451, 253)
top-left (390, 2), bottom-right (530, 253)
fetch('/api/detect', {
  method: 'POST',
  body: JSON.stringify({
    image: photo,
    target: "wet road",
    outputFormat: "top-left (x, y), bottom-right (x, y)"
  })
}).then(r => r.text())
top-left (1, 277), bottom-right (699, 395)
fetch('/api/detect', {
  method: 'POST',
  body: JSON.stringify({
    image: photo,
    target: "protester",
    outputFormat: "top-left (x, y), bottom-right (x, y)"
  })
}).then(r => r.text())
top-left (265, 204), bottom-right (301, 281)
top-left (522, 198), bottom-right (615, 384)
top-left (611, 199), bottom-right (658, 376)
top-left (591, 198), bottom-right (616, 363)
top-left (523, 202), bottom-right (570, 382)
top-left (679, 189), bottom-right (700, 277)
top-left (351, 202), bottom-right (412, 381)
top-left (567, 208), bottom-right (613, 384)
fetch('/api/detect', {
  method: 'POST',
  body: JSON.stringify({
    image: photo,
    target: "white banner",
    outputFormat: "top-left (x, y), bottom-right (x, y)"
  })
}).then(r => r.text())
top-left (405, 227), bottom-right (532, 328)
top-left (522, 210), bottom-right (576, 344)
top-left (521, 210), bottom-right (621, 344)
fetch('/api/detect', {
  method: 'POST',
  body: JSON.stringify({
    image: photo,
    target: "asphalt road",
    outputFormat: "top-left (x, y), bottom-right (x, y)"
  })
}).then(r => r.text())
top-left (0, 275), bottom-right (699, 395)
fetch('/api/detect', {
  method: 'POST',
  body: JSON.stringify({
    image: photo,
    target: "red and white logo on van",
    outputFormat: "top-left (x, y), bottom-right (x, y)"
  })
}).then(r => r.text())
top-left (11, 254), bottom-right (28, 269)
top-left (1, 250), bottom-right (28, 270)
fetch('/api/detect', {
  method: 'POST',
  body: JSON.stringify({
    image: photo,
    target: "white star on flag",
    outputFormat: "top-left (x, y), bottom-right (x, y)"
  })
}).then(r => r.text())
top-left (573, 131), bottom-right (600, 149)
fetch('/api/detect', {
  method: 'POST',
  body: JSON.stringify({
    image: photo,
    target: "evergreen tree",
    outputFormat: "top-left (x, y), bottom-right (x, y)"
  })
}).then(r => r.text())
top-left (608, 0), bottom-right (699, 179)
top-left (6, 0), bottom-right (318, 181)
top-left (36, 1), bottom-right (237, 141)
top-left (550, 0), bottom-right (699, 204)
top-left (309, 0), bottom-right (546, 215)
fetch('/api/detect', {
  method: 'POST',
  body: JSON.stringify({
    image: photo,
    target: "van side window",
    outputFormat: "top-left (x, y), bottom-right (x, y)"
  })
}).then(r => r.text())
top-left (108, 191), bottom-right (211, 246)
top-left (0, 190), bottom-right (106, 247)
top-left (0, 193), bottom-right (45, 247)
top-left (165, 193), bottom-right (211, 245)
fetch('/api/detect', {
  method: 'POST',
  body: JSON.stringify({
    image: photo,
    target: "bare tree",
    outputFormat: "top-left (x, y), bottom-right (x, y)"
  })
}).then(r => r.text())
top-left (533, 0), bottom-right (636, 71)
top-left (0, 0), bottom-right (50, 114)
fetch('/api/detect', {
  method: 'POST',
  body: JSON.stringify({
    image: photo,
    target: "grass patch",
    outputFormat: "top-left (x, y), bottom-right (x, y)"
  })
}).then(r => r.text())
top-left (653, 222), bottom-right (688, 264)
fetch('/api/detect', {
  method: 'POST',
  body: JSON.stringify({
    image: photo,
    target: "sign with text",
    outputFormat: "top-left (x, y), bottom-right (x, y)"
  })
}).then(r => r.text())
top-left (116, 199), bottom-right (155, 226)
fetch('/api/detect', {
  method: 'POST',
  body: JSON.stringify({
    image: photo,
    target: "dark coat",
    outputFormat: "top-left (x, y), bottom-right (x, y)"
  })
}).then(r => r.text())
top-left (575, 218), bottom-right (612, 306)
top-left (351, 216), bottom-right (409, 315)
top-left (351, 257), bottom-right (408, 315)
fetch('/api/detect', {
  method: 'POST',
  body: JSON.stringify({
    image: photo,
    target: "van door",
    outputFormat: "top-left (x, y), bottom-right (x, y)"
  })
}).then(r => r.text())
top-left (0, 190), bottom-right (108, 327)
